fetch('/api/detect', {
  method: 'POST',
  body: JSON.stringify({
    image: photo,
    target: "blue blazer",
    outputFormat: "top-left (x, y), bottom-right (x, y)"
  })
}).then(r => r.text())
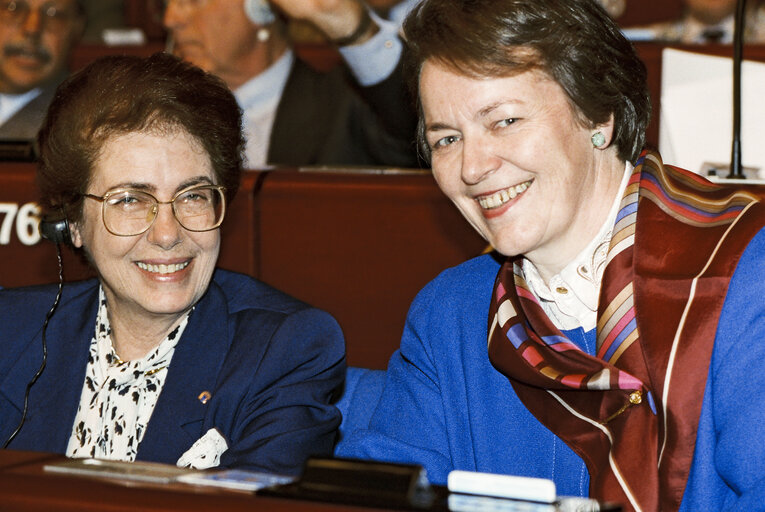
top-left (0, 269), bottom-right (346, 475)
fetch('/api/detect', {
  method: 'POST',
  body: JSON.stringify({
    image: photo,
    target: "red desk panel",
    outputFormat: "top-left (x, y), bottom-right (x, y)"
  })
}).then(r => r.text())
top-left (255, 169), bottom-right (486, 368)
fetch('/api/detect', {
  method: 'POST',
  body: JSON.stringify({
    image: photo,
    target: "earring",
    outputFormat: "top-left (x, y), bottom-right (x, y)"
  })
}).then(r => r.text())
top-left (591, 132), bottom-right (606, 148)
top-left (257, 28), bottom-right (270, 42)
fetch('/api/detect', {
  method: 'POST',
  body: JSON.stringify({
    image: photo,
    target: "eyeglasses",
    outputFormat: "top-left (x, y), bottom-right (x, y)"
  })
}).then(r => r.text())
top-left (0, 0), bottom-right (80, 30)
top-left (83, 184), bottom-right (227, 237)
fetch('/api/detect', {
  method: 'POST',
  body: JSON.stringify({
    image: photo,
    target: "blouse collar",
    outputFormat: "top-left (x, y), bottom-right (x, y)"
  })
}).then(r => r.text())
top-left (522, 161), bottom-right (633, 331)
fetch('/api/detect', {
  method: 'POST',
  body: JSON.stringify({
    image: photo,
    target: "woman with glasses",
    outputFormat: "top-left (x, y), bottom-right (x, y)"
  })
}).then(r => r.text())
top-left (0, 52), bottom-right (345, 475)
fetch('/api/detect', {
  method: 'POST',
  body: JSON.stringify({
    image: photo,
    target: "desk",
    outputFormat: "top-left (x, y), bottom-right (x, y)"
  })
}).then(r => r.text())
top-left (0, 451), bottom-right (395, 512)
top-left (0, 451), bottom-right (622, 512)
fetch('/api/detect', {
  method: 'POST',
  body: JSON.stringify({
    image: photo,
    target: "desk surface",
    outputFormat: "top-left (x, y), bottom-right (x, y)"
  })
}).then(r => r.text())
top-left (0, 451), bottom-right (400, 512)
top-left (0, 451), bottom-right (624, 512)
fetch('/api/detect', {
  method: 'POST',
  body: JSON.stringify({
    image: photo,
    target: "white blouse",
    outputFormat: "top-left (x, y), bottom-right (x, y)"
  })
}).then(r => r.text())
top-left (66, 287), bottom-right (188, 461)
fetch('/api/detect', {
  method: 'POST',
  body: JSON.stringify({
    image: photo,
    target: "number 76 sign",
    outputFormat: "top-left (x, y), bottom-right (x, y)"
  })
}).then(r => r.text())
top-left (0, 202), bottom-right (42, 246)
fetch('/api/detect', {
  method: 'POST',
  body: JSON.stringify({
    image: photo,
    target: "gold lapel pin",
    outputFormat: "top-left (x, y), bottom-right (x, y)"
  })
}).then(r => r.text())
top-left (198, 391), bottom-right (212, 404)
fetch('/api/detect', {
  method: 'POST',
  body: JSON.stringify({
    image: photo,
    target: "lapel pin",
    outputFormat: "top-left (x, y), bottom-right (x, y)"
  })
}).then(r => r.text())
top-left (198, 391), bottom-right (212, 404)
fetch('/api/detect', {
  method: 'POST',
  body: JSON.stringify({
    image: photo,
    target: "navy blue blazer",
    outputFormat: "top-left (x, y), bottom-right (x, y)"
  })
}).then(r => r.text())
top-left (0, 269), bottom-right (346, 475)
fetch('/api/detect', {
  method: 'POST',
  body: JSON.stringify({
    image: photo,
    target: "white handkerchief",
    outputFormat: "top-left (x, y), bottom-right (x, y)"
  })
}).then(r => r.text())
top-left (176, 428), bottom-right (229, 469)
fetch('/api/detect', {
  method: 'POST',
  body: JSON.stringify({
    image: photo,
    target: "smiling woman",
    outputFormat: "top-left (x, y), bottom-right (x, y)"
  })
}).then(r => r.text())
top-left (420, 67), bottom-right (624, 279)
top-left (335, 0), bottom-right (765, 510)
top-left (0, 52), bottom-right (345, 475)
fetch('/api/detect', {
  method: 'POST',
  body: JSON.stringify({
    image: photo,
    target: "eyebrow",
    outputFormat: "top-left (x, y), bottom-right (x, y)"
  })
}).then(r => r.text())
top-left (103, 176), bottom-right (214, 195)
top-left (424, 122), bottom-right (455, 134)
top-left (425, 98), bottom-right (526, 134)
top-left (476, 99), bottom-right (523, 119)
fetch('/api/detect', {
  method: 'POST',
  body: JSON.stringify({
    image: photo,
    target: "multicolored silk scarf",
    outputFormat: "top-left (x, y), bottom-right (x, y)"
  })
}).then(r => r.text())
top-left (487, 150), bottom-right (764, 512)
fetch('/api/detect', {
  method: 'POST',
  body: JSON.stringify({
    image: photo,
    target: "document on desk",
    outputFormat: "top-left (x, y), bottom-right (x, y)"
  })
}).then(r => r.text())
top-left (175, 469), bottom-right (295, 491)
top-left (44, 458), bottom-right (195, 484)
top-left (659, 48), bottom-right (765, 179)
top-left (43, 458), bottom-right (295, 492)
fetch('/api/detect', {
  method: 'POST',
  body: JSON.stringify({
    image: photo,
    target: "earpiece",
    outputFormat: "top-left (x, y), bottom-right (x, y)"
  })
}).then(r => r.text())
top-left (39, 217), bottom-right (72, 246)
top-left (244, 0), bottom-right (275, 25)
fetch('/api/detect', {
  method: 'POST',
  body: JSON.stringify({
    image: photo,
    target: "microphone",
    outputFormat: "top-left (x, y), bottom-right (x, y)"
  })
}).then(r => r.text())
top-left (728, 0), bottom-right (747, 179)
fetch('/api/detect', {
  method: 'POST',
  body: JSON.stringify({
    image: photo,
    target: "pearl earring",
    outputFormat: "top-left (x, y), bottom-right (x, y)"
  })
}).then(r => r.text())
top-left (591, 132), bottom-right (606, 148)
top-left (257, 28), bottom-right (270, 42)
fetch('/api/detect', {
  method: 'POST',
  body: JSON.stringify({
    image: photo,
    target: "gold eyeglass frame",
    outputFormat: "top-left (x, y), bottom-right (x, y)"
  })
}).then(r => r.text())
top-left (83, 184), bottom-right (227, 237)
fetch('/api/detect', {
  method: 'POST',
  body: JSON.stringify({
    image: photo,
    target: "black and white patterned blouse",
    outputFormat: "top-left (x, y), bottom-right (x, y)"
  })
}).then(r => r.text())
top-left (65, 287), bottom-right (189, 461)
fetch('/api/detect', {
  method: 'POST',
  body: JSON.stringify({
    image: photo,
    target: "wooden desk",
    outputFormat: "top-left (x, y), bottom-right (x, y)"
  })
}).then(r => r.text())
top-left (0, 451), bottom-right (387, 512)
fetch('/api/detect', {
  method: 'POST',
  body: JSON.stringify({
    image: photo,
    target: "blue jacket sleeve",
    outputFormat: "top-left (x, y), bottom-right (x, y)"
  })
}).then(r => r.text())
top-left (218, 307), bottom-right (346, 475)
top-left (335, 276), bottom-right (454, 483)
top-left (683, 228), bottom-right (765, 510)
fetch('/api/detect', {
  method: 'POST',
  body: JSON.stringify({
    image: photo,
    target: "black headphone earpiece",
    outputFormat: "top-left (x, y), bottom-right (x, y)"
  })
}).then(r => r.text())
top-left (244, 0), bottom-right (275, 25)
top-left (39, 216), bottom-right (72, 247)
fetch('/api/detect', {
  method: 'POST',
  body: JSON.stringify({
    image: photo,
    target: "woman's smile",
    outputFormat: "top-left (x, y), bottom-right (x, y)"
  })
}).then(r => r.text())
top-left (476, 179), bottom-right (533, 212)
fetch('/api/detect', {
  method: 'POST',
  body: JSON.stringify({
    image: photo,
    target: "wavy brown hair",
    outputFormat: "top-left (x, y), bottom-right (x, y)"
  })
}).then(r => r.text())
top-left (403, 0), bottom-right (651, 164)
top-left (37, 52), bottom-right (244, 224)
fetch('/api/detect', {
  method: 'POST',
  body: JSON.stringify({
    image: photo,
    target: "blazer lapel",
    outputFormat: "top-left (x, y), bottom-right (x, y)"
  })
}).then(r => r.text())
top-left (136, 281), bottom-right (231, 462)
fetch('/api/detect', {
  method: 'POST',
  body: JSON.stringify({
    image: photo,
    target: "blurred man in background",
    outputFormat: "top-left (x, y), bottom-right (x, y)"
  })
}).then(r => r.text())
top-left (163, 0), bottom-right (419, 168)
top-left (0, 0), bottom-right (85, 140)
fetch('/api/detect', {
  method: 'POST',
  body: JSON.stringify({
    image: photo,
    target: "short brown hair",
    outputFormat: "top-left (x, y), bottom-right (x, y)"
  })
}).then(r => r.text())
top-left (403, 0), bottom-right (651, 163)
top-left (37, 52), bottom-right (244, 224)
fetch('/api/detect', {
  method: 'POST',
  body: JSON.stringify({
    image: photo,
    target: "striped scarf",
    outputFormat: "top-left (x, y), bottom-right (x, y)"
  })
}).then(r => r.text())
top-left (487, 150), bottom-right (764, 511)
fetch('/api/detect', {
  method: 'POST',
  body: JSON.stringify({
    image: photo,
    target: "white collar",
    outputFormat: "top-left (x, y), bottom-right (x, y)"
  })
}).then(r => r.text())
top-left (0, 88), bottom-right (42, 125)
top-left (522, 161), bottom-right (633, 331)
top-left (387, 0), bottom-right (420, 25)
top-left (234, 49), bottom-right (293, 112)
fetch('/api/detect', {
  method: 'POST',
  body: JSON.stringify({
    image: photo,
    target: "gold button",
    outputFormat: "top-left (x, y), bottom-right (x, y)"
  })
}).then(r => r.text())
top-left (629, 390), bottom-right (642, 405)
top-left (556, 286), bottom-right (568, 294)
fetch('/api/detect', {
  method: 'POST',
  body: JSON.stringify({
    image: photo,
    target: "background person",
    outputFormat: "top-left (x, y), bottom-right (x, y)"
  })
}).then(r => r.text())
top-left (163, 0), bottom-right (419, 168)
top-left (337, 0), bottom-right (765, 510)
top-left (626, 0), bottom-right (765, 43)
top-left (0, 52), bottom-right (345, 475)
top-left (0, 0), bottom-right (85, 141)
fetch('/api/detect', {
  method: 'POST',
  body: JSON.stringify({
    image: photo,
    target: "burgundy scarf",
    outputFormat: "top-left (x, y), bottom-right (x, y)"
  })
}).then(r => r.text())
top-left (487, 150), bottom-right (764, 511)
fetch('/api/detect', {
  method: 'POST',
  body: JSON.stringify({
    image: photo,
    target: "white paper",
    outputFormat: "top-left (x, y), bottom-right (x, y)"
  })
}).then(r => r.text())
top-left (659, 48), bottom-right (765, 179)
